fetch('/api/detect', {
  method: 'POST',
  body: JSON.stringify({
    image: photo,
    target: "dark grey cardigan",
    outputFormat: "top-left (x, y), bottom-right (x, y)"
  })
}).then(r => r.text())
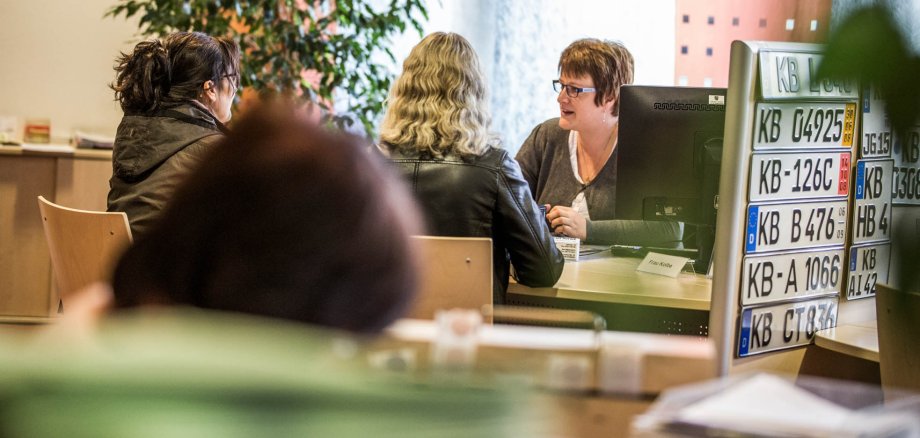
top-left (515, 118), bottom-right (683, 246)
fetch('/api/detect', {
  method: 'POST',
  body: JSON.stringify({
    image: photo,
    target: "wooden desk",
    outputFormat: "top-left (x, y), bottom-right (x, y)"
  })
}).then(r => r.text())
top-left (508, 254), bottom-right (712, 335)
top-left (0, 146), bottom-right (111, 321)
top-left (814, 320), bottom-right (879, 363)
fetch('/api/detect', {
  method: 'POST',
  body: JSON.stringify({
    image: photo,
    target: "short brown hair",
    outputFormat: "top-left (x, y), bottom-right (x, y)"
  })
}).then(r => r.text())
top-left (111, 99), bottom-right (423, 334)
top-left (558, 39), bottom-right (634, 116)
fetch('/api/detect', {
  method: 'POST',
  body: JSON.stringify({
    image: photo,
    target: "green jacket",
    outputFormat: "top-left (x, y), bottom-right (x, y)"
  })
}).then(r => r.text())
top-left (107, 103), bottom-right (223, 238)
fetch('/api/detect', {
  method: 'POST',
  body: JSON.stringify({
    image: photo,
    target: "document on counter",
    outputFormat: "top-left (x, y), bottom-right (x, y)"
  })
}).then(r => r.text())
top-left (21, 143), bottom-right (75, 154)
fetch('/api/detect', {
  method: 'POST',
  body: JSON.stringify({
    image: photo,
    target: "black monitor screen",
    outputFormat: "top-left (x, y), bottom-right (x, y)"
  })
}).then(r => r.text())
top-left (616, 85), bottom-right (727, 262)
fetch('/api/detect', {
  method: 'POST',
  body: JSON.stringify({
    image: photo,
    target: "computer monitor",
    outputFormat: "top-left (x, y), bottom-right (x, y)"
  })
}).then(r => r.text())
top-left (615, 85), bottom-right (727, 269)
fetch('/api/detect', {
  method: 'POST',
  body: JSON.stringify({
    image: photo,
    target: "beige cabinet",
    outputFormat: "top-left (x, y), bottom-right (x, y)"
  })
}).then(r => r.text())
top-left (0, 148), bottom-right (111, 321)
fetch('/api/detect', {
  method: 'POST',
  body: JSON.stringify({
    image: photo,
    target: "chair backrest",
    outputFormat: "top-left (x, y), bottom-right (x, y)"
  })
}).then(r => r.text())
top-left (37, 196), bottom-right (133, 305)
top-left (407, 236), bottom-right (492, 321)
top-left (875, 283), bottom-right (920, 394)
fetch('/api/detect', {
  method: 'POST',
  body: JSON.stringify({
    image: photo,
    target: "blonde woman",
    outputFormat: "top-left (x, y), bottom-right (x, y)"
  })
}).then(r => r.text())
top-left (379, 32), bottom-right (563, 304)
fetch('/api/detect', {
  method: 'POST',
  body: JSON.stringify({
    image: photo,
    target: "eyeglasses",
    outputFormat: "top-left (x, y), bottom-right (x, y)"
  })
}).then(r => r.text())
top-left (222, 73), bottom-right (240, 92)
top-left (552, 80), bottom-right (596, 98)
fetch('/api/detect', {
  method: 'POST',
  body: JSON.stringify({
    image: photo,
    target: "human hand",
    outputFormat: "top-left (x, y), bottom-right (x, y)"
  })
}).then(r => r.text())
top-left (546, 205), bottom-right (587, 240)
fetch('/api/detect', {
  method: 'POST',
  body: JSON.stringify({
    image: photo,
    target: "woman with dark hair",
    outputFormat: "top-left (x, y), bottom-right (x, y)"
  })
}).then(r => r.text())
top-left (111, 100), bottom-right (423, 334)
top-left (517, 39), bottom-right (682, 246)
top-left (107, 31), bottom-right (241, 238)
top-left (379, 32), bottom-right (564, 304)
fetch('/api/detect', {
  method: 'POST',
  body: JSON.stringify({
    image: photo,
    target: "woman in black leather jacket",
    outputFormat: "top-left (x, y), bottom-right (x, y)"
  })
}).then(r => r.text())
top-left (378, 32), bottom-right (564, 304)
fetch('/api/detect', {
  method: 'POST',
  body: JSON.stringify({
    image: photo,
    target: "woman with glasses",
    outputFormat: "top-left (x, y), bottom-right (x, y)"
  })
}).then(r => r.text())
top-left (516, 39), bottom-right (682, 246)
top-left (379, 32), bottom-right (564, 304)
top-left (108, 31), bottom-right (241, 238)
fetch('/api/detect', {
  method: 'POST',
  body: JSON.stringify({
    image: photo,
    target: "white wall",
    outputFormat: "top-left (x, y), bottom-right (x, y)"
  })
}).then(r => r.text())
top-left (0, 0), bottom-right (139, 141)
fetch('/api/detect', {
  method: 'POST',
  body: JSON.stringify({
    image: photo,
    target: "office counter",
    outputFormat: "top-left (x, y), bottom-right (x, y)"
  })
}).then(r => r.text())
top-left (507, 254), bottom-right (712, 335)
top-left (0, 146), bottom-right (111, 321)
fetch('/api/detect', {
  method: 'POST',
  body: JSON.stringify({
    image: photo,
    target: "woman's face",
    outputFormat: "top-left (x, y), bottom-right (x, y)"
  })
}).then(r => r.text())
top-left (556, 73), bottom-right (611, 133)
top-left (211, 76), bottom-right (237, 123)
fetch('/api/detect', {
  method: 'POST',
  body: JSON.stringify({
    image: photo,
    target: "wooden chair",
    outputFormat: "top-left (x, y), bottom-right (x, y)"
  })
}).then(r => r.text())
top-left (407, 236), bottom-right (492, 321)
top-left (37, 196), bottom-right (133, 309)
top-left (875, 283), bottom-right (920, 395)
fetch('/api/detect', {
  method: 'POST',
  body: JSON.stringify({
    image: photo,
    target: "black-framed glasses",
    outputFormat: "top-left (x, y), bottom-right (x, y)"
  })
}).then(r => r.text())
top-left (552, 79), bottom-right (596, 98)
top-left (222, 73), bottom-right (240, 92)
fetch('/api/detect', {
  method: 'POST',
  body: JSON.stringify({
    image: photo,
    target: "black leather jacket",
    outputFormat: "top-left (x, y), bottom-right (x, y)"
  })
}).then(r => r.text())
top-left (389, 147), bottom-right (565, 304)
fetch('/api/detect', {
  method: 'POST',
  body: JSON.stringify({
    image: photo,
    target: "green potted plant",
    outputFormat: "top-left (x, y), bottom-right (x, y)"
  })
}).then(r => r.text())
top-left (106, 0), bottom-right (428, 137)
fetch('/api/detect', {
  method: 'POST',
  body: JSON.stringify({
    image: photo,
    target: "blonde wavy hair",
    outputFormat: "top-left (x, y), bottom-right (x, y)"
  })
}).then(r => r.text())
top-left (379, 32), bottom-right (497, 158)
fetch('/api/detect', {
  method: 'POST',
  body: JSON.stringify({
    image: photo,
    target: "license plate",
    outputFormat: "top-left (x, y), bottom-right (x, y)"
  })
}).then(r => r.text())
top-left (893, 127), bottom-right (920, 205)
top-left (749, 151), bottom-right (851, 201)
top-left (759, 51), bottom-right (858, 100)
top-left (753, 102), bottom-right (857, 149)
top-left (846, 243), bottom-right (891, 300)
top-left (737, 296), bottom-right (838, 357)
top-left (745, 201), bottom-right (848, 253)
top-left (852, 159), bottom-right (893, 243)
top-left (860, 84), bottom-right (893, 158)
top-left (740, 248), bottom-right (844, 306)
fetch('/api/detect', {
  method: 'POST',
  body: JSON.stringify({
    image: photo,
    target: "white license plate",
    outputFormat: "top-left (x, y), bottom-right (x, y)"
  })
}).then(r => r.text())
top-left (758, 51), bottom-right (858, 100)
top-left (749, 151), bottom-right (851, 201)
top-left (846, 243), bottom-right (891, 300)
top-left (852, 159), bottom-right (893, 243)
top-left (753, 102), bottom-right (857, 149)
top-left (745, 201), bottom-right (848, 253)
top-left (860, 84), bottom-right (893, 158)
top-left (737, 296), bottom-right (838, 357)
top-left (893, 128), bottom-right (920, 205)
top-left (740, 248), bottom-right (844, 306)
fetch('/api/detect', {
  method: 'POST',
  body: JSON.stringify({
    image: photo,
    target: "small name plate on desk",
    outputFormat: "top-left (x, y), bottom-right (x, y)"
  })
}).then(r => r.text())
top-left (637, 252), bottom-right (689, 278)
top-left (553, 236), bottom-right (580, 261)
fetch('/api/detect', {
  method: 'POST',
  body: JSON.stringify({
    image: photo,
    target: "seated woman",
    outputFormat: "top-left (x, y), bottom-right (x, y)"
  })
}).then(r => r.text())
top-left (108, 31), bottom-right (241, 238)
top-left (516, 39), bottom-right (683, 247)
top-left (110, 99), bottom-right (423, 334)
top-left (378, 32), bottom-right (564, 304)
